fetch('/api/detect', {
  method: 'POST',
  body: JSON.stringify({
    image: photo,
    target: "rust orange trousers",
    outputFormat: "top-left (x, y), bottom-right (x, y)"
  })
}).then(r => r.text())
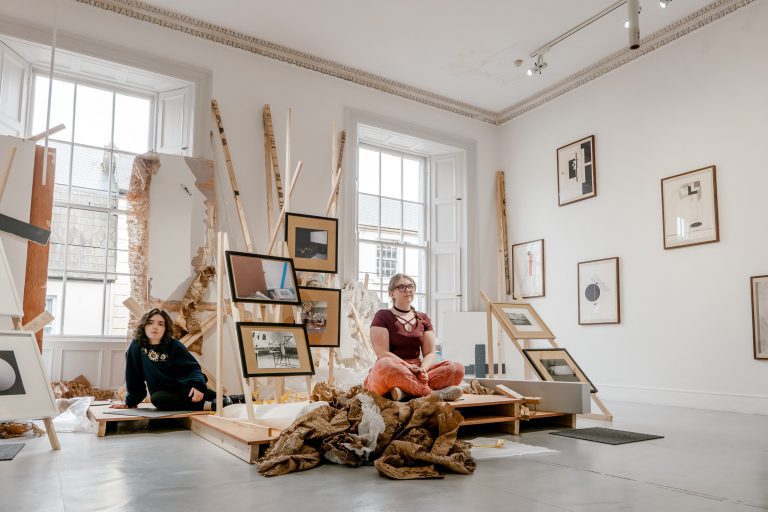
top-left (363, 357), bottom-right (465, 397)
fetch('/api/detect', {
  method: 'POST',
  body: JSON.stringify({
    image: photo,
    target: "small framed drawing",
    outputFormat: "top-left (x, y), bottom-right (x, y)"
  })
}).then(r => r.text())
top-left (751, 275), bottom-right (768, 360)
top-left (661, 165), bottom-right (719, 249)
top-left (556, 135), bottom-right (596, 206)
top-left (511, 239), bottom-right (545, 298)
top-left (235, 322), bottom-right (315, 378)
top-left (578, 257), bottom-right (620, 325)
top-left (0, 330), bottom-right (58, 422)
top-left (299, 287), bottom-right (341, 347)
top-left (492, 302), bottom-right (554, 339)
top-left (226, 251), bottom-right (302, 305)
top-left (285, 213), bottom-right (338, 273)
top-left (523, 348), bottom-right (597, 393)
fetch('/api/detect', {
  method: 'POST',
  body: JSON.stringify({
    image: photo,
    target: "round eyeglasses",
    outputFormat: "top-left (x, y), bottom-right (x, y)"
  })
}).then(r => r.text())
top-left (393, 284), bottom-right (416, 292)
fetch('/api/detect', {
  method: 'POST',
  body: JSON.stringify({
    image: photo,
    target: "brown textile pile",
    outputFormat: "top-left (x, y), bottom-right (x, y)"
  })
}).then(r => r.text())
top-left (50, 374), bottom-right (116, 401)
top-left (258, 384), bottom-right (475, 479)
top-left (0, 422), bottom-right (45, 439)
top-left (463, 379), bottom-right (496, 395)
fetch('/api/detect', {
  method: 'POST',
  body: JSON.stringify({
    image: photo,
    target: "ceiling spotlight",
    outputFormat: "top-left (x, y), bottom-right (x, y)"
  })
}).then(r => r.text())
top-left (527, 54), bottom-right (547, 77)
top-left (660, 0), bottom-right (671, 8)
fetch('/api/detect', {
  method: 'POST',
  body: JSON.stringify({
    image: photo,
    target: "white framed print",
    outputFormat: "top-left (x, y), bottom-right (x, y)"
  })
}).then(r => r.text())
top-left (512, 239), bottom-right (545, 298)
top-left (556, 135), bottom-right (596, 206)
top-left (0, 330), bottom-right (58, 422)
top-left (661, 165), bottom-right (719, 249)
top-left (578, 257), bottom-right (620, 325)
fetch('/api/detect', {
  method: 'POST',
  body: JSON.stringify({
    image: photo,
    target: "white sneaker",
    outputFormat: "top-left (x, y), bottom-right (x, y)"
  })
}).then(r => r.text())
top-left (390, 387), bottom-right (406, 402)
top-left (436, 385), bottom-right (463, 402)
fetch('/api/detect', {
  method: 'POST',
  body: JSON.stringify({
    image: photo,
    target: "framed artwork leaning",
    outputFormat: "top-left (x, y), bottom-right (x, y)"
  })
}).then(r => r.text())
top-left (523, 348), bottom-right (597, 393)
top-left (751, 275), bottom-right (768, 360)
top-left (285, 213), bottom-right (338, 273)
top-left (492, 302), bottom-right (554, 339)
top-left (235, 322), bottom-right (315, 378)
top-left (0, 330), bottom-right (58, 422)
top-left (556, 135), bottom-right (596, 206)
top-left (511, 239), bottom-right (545, 298)
top-left (299, 287), bottom-right (341, 347)
top-left (578, 257), bottom-right (620, 325)
top-left (226, 251), bottom-right (302, 305)
top-left (661, 165), bottom-right (719, 249)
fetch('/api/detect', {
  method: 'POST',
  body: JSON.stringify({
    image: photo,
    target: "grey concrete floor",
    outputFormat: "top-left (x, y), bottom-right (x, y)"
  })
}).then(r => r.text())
top-left (1, 400), bottom-right (767, 512)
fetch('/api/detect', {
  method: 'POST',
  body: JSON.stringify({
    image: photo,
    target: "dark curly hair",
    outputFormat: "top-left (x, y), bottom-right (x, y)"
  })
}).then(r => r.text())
top-left (134, 308), bottom-right (174, 347)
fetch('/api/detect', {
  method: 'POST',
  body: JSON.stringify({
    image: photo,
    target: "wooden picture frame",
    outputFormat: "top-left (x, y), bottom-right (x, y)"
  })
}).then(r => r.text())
top-left (285, 212), bottom-right (338, 273)
top-left (578, 257), bottom-right (620, 325)
top-left (492, 302), bottom-right (554, 339)
top-left (0, 240), bottom-right (22, 317)
top-left (751, 275), bottom-right (768, 360)
top-left (523, 347), bottom-right (597, 393)
top-left (556, 135), bottom-right (596, 206)
top-left (299, 287), bottom-right (341, 347)
top-left (0, 330), bottom-right (58, 422)
top-left (511, 239), bottom-right (545, 298)
top-left (225, 251), bottom-right (302, 305)
top-left (234, 322), bottom-right (315, 378)
top-left (661, 165), bottom-right (719, 249)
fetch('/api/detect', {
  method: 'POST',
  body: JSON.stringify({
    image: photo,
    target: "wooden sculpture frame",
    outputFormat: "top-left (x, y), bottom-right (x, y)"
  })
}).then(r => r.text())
top-left (299, 286), bottom-right (341, 347)
top-left (285, 212), bottom-right (338, 273)
top-left (235, 322), bottom-right (315, 378)
top-left (226, 251), bottom-right (302, 305)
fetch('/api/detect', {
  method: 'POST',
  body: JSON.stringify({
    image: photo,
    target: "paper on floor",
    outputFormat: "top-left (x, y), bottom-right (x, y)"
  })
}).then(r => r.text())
top-left (468, 437), bottom-right (557, 460)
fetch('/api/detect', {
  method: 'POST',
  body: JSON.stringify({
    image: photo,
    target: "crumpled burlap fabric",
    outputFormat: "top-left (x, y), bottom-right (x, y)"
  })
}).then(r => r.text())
top-left (258, 383), bottom-right (476, 479)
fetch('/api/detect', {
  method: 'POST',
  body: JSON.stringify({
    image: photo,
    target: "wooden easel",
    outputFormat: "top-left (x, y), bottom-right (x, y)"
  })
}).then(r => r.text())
top-left (480, 289), bottom-right (613, 421)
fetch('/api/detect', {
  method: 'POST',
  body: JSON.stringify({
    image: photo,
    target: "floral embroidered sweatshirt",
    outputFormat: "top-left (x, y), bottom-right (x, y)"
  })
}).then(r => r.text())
top-left (124, 339), bottom-right (207, 407)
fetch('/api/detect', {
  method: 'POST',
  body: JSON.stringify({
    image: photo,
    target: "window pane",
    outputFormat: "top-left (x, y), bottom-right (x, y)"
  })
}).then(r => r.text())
top-left (380, 153), bottom-right (401, 199)
top-left (32, 76), bottom-right (74, 142)
top-left (113, 152), bottom-right (134, 195)
top-left (105, 274), bottom-right (131, 335)
top-left (413, 294), bottom-right (426, 313)
top-left (358, 242), bottom-right (379, 276)
top-left (70, 145), bottom-right (112, 207)
top-left (49, 141), bottom-right (72, 188)
top-left (402, 158), bottom-right (423, 202)
top-left (48, 206), bottom-right (68, 276)
top-left (114, 94), bottom-right (151, 154)
top-left (358, 147), bottom-right (379, 195)
top-left (45, 278), bottom-right (63, 335)
top-left (66, 208), bottom-right (109, 273)
top-left (74, 85), bottom-right (113, 148)
top-left (378, 244), bottom-right (403, 278)
top-left (62, 277), bottom-right (104, 335)
top-left (358, 193), bottom-right (379, 228)
top-left (404, 248), bottom-right (426, 283)
top-left (380, 197), bottom-right (401, 235)
top-left (403, 201), bottom-right (424, 241)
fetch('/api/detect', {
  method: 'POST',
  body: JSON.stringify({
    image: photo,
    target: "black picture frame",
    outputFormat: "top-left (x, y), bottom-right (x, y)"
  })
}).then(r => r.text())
top-left (234, 322), bottom-right (315, 378)
top-left (225, 250), bottom-right (302, 305)
top-left (523, 347), bottom-right (598, 393)
top-left (285, 212), bottom-right (339, 273)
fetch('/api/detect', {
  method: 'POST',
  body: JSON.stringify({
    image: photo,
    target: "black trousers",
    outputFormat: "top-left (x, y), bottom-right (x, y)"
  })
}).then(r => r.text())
top-left (150, 387), bottom-right (216, 411)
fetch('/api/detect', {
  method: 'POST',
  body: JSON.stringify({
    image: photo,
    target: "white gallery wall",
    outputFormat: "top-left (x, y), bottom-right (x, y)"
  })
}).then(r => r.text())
top-left (498, 1), bottom-right (768, 413)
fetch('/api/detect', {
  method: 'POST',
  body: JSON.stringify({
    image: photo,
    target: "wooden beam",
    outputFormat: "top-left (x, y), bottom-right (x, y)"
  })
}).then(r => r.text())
top-left (27, 123), bottom-right (65, 143)
top-left (263, 105), bottom-right (284, 209)
top-left (20, 311), bottom-right (54, 334)
top-left (267, 161), bottom-right (303, 255)
top-left (0, 145), bottom-right (18, 202)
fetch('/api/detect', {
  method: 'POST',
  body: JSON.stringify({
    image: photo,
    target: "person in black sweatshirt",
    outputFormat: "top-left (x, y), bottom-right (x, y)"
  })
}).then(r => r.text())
top-left (110, 308), bottom-right (233, 411)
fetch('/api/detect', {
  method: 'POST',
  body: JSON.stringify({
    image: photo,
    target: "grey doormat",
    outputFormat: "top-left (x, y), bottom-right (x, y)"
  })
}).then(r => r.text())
top-left (104, 408), bottom-right (197, 418)
top-left (0, 443), bottom-right (25, 460)
top-left (549, 427), bottom-right (663, 445)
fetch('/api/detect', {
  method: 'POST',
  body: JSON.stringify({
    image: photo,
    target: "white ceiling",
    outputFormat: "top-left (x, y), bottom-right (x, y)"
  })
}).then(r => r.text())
top-left (137, 0), bottom-right (712, 112)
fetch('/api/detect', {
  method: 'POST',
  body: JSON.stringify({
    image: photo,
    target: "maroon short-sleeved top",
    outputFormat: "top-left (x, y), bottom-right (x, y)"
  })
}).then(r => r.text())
top-left (371, 309), bottom-right (433, 361)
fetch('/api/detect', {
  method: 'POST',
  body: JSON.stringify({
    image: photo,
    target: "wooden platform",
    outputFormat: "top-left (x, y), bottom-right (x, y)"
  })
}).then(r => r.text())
top-left (90, 404), bottom-right (210, 437)
top-left (190, 415), bottom-right (276, 464)
top-left (448, 393), bottom-right (575, 434)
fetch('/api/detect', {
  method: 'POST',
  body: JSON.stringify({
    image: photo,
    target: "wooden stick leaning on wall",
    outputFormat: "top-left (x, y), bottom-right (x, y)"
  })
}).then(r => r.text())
top-left (0, 146), bottom-right (18, 202)
top-left (267, 161), bottom-right (304, 255)
top-left (263, 105), bottom-right (284, 210)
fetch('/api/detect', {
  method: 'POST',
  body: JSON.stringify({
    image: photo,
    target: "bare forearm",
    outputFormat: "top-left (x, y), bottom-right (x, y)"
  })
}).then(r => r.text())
top-left (420, 352), bottom-right (437, 371)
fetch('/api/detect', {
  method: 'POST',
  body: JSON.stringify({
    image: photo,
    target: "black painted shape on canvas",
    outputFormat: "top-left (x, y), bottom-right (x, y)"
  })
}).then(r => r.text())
top-left (585, 283), bottom-right (601, 302)
top-left (0, 350), bottom-right (26, 396)
top-left (568, 158), bottom-right (577, 179)
top-left (581, 141), bottom-right (593, 195)
top-left (0, 213), bottom-right (51, 245)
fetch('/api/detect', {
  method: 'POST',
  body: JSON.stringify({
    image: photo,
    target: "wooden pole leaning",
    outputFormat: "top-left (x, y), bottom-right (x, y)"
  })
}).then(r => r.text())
top-left (263, 105), bottom-right (284, 210)
top-left (0, 145), bottom-right (18, 202)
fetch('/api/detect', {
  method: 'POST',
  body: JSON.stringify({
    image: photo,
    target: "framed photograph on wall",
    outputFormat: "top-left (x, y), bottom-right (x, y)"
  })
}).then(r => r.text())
top-left (299, 287), bottom-right (341, 347)
top-left (0, 330), bottom-right (58, 422)
top-left (751, 275), bottom-right (768, 360)
top-left (578, 257), bottom-right (620, 325)
top-left (523, 348), bottom-right (597, 393)
top-left (556, 135), bottom-right (596, 206)
top-left (234, 322), bottom-right (315, 378)
top-left (492, 302), bottom-right (554, 339)
top-left (285, 213), bottom-right (338, 273)
top-left (226, 251), bottom-right (302, 305)
top-left (661, 165), bottom-right (719, 249)
top-left (511, 239), bottom-right (545, 298)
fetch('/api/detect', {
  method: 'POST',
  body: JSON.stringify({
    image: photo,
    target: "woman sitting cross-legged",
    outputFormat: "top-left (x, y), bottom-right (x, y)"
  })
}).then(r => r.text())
top-left (364, 273), bottom-right (464, 402)
top-left (110, 308), bottom-right (242, 411)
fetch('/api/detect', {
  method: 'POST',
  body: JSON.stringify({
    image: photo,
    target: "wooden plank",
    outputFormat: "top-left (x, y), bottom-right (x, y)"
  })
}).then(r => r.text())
top-left (449, 394), bottom-right (522, 408)
top-left (496, 170), bottom-right (511, 295)
top-left (495, 384), bottom-right (524, 400)
top-left (267, 161), bottom-right (303, 255)
top-left (191, 415), bottom-right (274, 464)
top-left (460, 415), bottom-right (518, 426)
top-left (0, 145), bottom-right (17, 201)
top-left (20, 311), bottom-right (54, 334)
top-left (263, 105), bottom-right (284, 209)
top-left (263, 128), bottom-right (275, 234)
top-left (42, 417), bottom-right (61, 450)
top-left (27, 123), bottom-right (65, 143)
top-left (22, 146), bottom-right (55, 350)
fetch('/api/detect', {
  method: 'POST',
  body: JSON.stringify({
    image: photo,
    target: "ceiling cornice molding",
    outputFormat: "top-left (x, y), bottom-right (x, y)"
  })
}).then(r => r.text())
top-left (71, 0), bottom-right (498, 124)
top-left (73, 0), bottom-right (754, 126)
top-left (497, 0), bottom-right (756, 124)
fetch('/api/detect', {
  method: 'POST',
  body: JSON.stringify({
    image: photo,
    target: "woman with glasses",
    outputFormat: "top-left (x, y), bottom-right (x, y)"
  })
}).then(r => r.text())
top-left (364, 273), bottom-right (464, 401)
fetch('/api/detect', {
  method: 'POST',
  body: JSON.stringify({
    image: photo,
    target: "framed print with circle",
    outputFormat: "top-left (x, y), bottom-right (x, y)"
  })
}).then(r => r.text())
top-left (511, 239), bottom-right (545, 298)
top-left (578, 257), bottom-right (620, 325)
top-left (556, 135), bottom-right (596, 206)
top-left (0, 330), bottom-right (58, 422)
top-left (661, 165), bottom-right (719, 249)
